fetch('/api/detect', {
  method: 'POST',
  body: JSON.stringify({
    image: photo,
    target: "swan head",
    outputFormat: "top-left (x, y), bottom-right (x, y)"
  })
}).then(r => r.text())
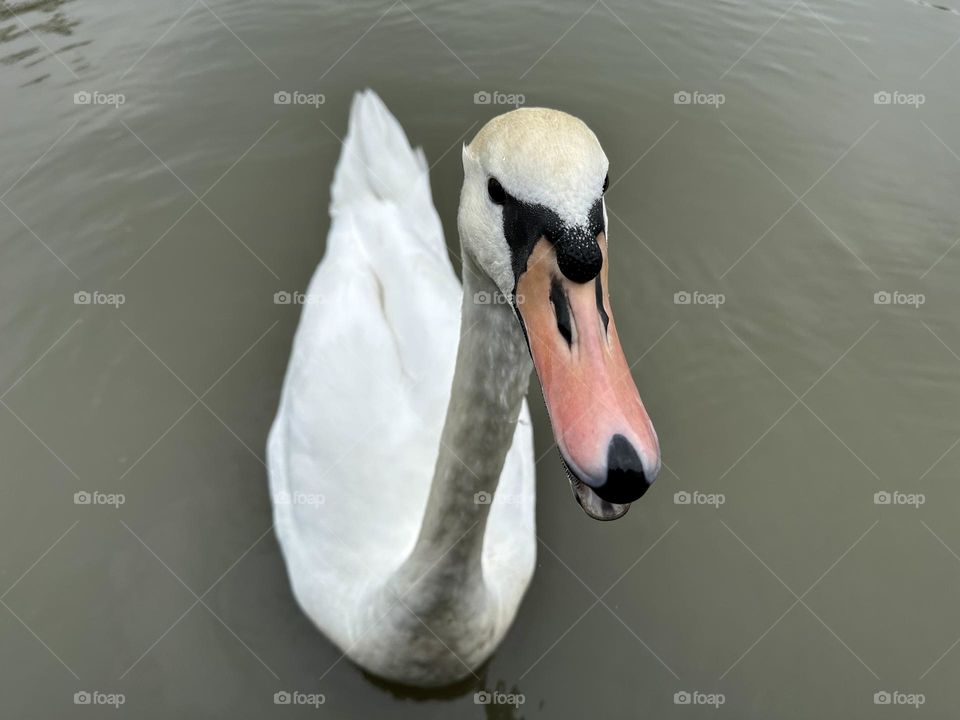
top-left (459, 108), bottom-right (661, 521)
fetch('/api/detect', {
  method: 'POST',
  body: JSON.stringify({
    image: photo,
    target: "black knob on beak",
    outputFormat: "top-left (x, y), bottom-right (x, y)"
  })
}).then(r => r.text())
top-left (554, 226), bottom-right (602, 283)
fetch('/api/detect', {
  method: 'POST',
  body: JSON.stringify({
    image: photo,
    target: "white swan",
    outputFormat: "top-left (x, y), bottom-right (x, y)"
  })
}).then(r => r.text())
top-left (267, 90), bottom-right (661, 687)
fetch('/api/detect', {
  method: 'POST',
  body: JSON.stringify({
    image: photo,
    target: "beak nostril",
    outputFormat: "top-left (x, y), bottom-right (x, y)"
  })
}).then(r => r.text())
top-left (595, 275), bottom-right (609, 334)
top-left (549, 277), bottom-right (573, 348)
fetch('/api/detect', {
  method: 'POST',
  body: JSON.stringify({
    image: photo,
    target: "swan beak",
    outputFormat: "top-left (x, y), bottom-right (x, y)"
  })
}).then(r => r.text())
top-left (514, 234), bottom-right (660, 521)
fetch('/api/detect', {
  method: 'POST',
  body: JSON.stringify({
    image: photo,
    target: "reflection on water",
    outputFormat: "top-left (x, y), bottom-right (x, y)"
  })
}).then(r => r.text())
top-left (479, 681), bottom-right (529, 720)
top-left (363, 667), bottom-right (530, 719)
top-left (360, 663), bottom-right (490, 700)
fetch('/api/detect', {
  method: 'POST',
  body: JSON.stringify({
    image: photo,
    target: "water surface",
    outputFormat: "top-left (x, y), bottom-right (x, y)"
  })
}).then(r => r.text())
top-left (2, 0), bottom-right (960, 717)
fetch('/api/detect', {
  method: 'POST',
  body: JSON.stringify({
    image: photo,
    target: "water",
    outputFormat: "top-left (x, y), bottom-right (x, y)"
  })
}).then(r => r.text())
top-left (2, 0), bottom-right (959, 717)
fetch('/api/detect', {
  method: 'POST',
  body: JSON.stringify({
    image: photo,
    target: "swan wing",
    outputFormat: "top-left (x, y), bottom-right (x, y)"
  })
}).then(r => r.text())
top-left (268, 91), bottom-right (460, 644)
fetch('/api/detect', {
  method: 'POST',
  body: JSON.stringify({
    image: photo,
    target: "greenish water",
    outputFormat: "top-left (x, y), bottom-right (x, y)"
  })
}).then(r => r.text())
top-left (2, 0), bottom-right (960, 717)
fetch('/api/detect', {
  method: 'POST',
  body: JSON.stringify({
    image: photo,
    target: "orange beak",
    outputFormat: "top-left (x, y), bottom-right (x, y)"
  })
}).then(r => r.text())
top-left (515, 234), bottom-right (660, 520)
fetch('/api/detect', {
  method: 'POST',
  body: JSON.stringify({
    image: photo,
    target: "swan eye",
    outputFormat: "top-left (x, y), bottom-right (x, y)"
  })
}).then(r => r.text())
top-left (487, 177), bottom-right (506, 205)
top-left (602, 174), bottom-right (609, 194)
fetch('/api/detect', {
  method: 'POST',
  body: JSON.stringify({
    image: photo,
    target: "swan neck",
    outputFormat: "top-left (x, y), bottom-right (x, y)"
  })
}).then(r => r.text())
top-left (406, 255), bottom-right (531, 576)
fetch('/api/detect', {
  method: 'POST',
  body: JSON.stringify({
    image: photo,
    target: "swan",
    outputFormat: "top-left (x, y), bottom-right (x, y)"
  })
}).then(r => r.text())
top-left (267, 90), bottom-right (661, 687)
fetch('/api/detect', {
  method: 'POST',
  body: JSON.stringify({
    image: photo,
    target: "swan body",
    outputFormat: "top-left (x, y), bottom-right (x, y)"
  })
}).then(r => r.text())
top-left (268, 90), bottom-right (661, 686)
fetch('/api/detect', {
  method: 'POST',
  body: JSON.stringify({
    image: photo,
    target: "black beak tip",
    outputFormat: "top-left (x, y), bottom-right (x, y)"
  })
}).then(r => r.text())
top-left (591, 434), bottom-right (654, 505)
